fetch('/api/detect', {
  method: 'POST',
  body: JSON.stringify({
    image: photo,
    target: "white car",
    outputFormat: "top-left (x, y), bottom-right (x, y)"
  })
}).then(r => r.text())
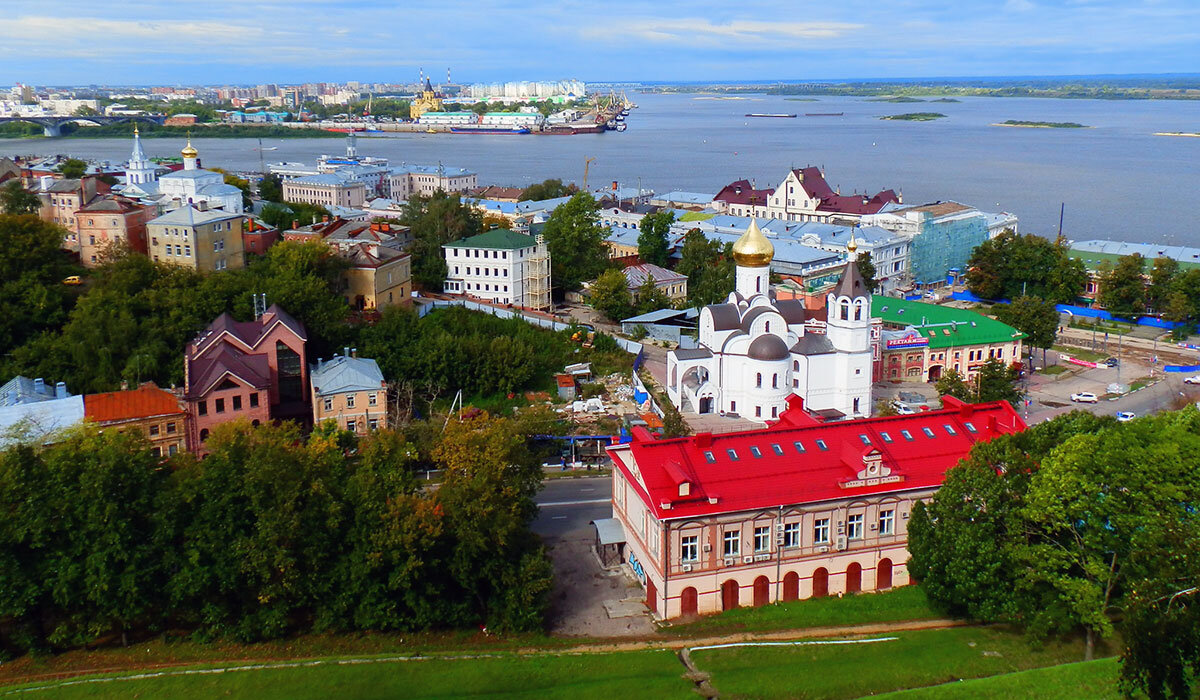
top-left (1116, 411), bottom-right (1136, 422)
top-left (1184, 375), bottom-right (1200, 385)
top-left (1070, 392), bottom-right (1099, 403)
top-left (891, 400), bottom-right (916, 415)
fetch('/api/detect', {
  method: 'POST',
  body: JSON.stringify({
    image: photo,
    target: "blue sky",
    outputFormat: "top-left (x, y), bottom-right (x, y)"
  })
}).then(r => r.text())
top-left (1, 0), bottom-right (1197, 85)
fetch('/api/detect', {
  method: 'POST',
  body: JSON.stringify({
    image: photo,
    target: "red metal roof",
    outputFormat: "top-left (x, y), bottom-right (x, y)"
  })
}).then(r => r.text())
top-left (607, 395), bottom-right (1024, 520)
top-left (793, 167), bottom-right (900, 216)
top-left (713, 179), bottom-right (774, 207)
top-left (84, 383), bottom-right (184, 423)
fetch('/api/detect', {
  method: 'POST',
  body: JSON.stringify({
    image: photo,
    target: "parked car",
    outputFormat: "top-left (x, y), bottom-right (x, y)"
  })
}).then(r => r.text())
top-left (1103, 357), bottom-right (1120, 368)
top-left (890, 400), bottom-right (916, 415)
top-left (1070, 392), bottom-right (1099, 403)
top-left (1116, 411), bottom-right (1136, 422)
top-left (1185, 375), bottom-right (1200, 385)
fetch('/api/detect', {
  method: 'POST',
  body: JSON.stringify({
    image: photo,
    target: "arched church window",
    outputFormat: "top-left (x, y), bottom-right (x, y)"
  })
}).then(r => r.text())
top-left (772, 374), bottom-right (778, 389)
top-left (854, 301), bottom-right (863, 321)
top-left (765, 321), bottom-right (770, 333)
top-left (793, 360), bottom-right (799, 371)
top-left (756, 277), bottom-right (761, 293)
top-left (840, 299), bottom-right (850, 320)
top-left (756, 372), bottom-right (762, 388)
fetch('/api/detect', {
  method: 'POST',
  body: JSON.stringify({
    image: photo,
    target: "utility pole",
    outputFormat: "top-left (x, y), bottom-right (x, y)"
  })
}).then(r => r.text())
top-left (583, 157), bottom-right (595, 191)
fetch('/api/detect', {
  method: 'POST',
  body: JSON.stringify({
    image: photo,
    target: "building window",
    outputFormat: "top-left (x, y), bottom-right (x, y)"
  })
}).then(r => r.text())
top-left (756, 372), bottom-right (762, 388)
top-left (754, 526), bottom-right (770, 552)
top-left (814, 518), bottom-right (830, 544)
top-left (368, 393), bottom-right (378, 406)
top-left (755, 405), bottom-right (761, 418)
top-left (368, 419), bottom-right (378, 430)
top-left (166, 422), bottom-right (176, 434)
top-left (815, 439), bottom-right (828, 451)
top-left (198, 400), bottom-right (207, 416)
top-left (232, 395), bottom-right (242, 411)
top-left (879, 509), bottom-right (895, 536)
top-left (681, 535), bottom-right (698, 562)
top-left (771, 443), bottom-right (784, 455)
top-left (847, 514), bottom-right (864, 539)
top-left (704, 451), bottom-right (715, 463)
top-left (324, 398), bottom-right (333, 411)
top-left (168, 444), bottom-right (178, 456)
top-left (149, 424), bottom-right (160, 436)
top-left (215, 398), bottom-right (225, 413)
top-left (347, 420), bottom-right (356, 432)
top-left (250, 393), bottom-right (259, 408)
top-left (726, 448), bottom-right (739, 461)
top-left (723, 530), bottom-right (740, 558)
top-left (853, 397), bottom-right (860, 413)
top-left (346, 394), bottom-right (356, 409)
top-left (783, 522), bottom-right (800, 548)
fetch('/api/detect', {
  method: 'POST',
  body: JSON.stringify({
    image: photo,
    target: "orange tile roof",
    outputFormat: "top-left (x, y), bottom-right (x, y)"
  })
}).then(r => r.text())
top-left (84, 383), bottom-right (184, 423)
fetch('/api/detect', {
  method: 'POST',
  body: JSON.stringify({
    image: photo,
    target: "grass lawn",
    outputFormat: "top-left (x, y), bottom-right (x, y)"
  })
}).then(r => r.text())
top-left (691, 626), bottom-right (1110, 700)
top-left (1039, 365), bottom-right (1070, 375)
top-left (3, 650), bottom-right (692, 700)
top-left (1053, 345), bottom-right (1109, 363)
top-left (663, 586), bottom-right (939, 637)
top-left (872, 657), bottom-right (1120, 699)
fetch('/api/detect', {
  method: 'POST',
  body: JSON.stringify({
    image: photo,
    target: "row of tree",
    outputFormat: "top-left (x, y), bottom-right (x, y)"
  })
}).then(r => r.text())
top-left (909, 408), bottom-right (1200, 699)
top-left (0, 413), bottom-right (553, 653)
top-left (967, 230), bottom-right (1088, 304)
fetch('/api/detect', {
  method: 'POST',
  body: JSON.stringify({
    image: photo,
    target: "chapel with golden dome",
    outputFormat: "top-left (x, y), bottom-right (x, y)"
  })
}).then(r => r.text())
top-left (665, 219), bottom-right (873, 422)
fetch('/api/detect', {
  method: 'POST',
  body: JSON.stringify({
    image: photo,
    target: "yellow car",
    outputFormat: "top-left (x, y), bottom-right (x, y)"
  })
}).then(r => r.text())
top-left (62, 275), bottom-right (82, 285)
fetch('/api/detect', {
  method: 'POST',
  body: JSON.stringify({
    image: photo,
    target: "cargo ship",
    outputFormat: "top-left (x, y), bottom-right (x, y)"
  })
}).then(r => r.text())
top-left (745, 113), bottom-right (797, 118)
top-left (448, 125), bottom-right (531, 135)
top-left (805, 112), bottom-right (844, 117)
top-left (537, 123), bottom-right (607, 135)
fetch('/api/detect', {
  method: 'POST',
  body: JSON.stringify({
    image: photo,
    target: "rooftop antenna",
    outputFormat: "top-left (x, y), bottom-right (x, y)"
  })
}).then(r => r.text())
top-left (253, 293), bottom-right (268, 320)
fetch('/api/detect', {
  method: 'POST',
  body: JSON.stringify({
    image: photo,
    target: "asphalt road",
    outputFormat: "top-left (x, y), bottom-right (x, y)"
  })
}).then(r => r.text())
top-left (533, 476), bottom-right (613, 541)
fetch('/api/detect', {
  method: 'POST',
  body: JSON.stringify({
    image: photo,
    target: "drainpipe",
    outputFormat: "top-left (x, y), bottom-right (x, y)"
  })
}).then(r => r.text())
top-left (662, 520), bottom-right (670, 619)
top-left (775, 505), bottom-right (783, 602)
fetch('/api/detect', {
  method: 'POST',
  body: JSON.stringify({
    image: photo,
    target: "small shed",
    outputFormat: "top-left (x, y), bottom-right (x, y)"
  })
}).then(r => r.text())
top-left (556, 373), bottom-right (576, 401)
top-left (591, 518), bottom-right (626, 569)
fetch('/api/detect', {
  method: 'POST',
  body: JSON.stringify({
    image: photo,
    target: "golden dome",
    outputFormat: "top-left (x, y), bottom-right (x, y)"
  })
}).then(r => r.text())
top-left (731, 218), bottom-right (774, 268)
top-left (181, 135), bottom-right (198, 159)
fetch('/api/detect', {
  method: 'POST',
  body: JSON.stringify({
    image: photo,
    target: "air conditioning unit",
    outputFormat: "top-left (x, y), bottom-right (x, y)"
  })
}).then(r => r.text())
top-left (754, 554), bottom-right (771, 562)
top-left (703, 543), bottom-right (712, 552)
top-left (723, 557), bottom-right (734, 567)
top-left (835, 535), bottom-right (848, 551)
top-left (742, 556), bottom-right (753, 564)
top-left (776, 523), bottom-right (786, 531)
top-left (681, 564), bottom-right (693, 572)
top-left (902, 512), bottom-right (910, 519)
top-left (817, 545), bottom-right (830, 553)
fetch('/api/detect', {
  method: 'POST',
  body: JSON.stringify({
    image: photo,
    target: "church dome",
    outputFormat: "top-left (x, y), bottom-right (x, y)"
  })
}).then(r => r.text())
top-left (181, 137), bottom-right (198, 159)
top-left (747, 334), bottom-right (789, 361)
top-left (732, 219), bottom-right (774, 268)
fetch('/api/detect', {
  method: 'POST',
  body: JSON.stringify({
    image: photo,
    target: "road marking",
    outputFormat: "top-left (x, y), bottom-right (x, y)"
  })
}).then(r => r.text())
top-left (580, 488), bottom-right (595, 492)
top-left (538, 498), bottom-right (610, 507)
top-left (551, 516), bottom-right (568, 520)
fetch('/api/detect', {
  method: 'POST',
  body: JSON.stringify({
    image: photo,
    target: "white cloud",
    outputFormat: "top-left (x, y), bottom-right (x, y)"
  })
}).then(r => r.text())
top-left (583, 17), bottom-right (864, 47)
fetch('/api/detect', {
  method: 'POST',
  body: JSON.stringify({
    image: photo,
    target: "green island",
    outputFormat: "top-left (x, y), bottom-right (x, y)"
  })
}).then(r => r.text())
top-left (929, 97), bottom-right (961, 103)
top-left (995, 120), bottom-right (1088, 128)
top-left (868, 96), bottom-right (926, 103)
top-left (1155, 131), bottom-right (1200, 137)
top-left (783, 97), bottom-right (820, 101)
top-left (882, 112), bottom-right (947, 121)
top-left (648, 77), bottom-right (1200, 100)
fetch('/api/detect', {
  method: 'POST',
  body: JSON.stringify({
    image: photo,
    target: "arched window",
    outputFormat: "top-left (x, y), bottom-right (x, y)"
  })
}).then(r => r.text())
top-left (756, 372), bottom-right (762, 388)
top-left (840, 299), bottom-right (850, 320)
top-left (199, 428), bottom-right (209, 442)
top-left (756, 276), bottom-right (761, 293)
top-left (854, 301), bottom-right (863, 321)
top-left (772, 374), bottom-right (778, 389)
top-left (793, 360), bottom-right (799, 371)
top-left (764, 321), bottom-right (770, 333)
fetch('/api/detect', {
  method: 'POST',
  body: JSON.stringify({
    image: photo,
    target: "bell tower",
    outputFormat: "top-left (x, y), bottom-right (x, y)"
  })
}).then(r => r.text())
top-left (731, 219), bottom-right (773, 298)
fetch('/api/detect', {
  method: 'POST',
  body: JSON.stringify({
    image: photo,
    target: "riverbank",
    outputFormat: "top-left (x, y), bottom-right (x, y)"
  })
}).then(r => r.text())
top-left (993, 120), bottom-right (1089, 128)
top-left (0, 122), bottom-right (344, 139)
top-left (1155, 131), bottom-right (1200, 137)
top-left (882, 112), bottom-right (947, 121)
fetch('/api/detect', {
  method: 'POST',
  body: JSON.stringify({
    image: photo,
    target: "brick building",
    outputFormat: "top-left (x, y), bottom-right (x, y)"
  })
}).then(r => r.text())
top-left (83, 382), bottom-right (189, 458)
top-left (76, 196), bottom-right (156, 266)
top-left (605, 395), bottom-right (1024, 619)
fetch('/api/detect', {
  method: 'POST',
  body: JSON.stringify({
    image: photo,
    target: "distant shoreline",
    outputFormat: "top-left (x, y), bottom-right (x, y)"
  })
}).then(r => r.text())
top-left (1155, 131), bottom-right (1200, 138)
top-left (992, 120), bottom-right (1089, 129)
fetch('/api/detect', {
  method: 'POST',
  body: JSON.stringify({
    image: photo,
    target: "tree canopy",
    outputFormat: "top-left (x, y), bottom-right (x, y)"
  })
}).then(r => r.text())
top-left (518, 178), bottom-right (577, 202)
top-left (589, 268), bottom-right (634, 322)
top-left (933, 358), bottom-right (1022, 407)
top-left (1, 181), bottom-right (41, 215)
top-left (675, 229), bottom-right (735, 307)
top-left (540, 193), bottom-right (609, 292)
top-left (0, 215), bottom-right (80, 363)
top-left (856, 252), bottom-right (879, 293)
top-left (966, 230), bottom-right (1087, 304)
top-left (636, 211), bottom-right (675, 267)
top-left (1098, 253), bottom-right (1147, 316)
top-left (58, 159), bottom-right (87, 179)
top-left (994, 295), bottom-right (1058, 356)
top-left (400, 191), bottom-right (482, 292)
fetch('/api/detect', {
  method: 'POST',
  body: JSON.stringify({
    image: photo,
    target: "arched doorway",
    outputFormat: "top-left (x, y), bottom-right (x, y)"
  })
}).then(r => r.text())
top-left (812, 568), bottom-right (829, 598)
top-left (846, 563), bottom-right (862, 594)
top-left (783, 572), bottom-right (799, 601)
top-left (753, 576), bottom-right (770, 607)
top-left (877, 559), bottom-right (893, 590)
top-left (927, 365), bottom-right (943, 382)
top-left (699, 397), bottom-right (712, 414)
top-left (680, 587), bottom-right (698, 617)
top-left (721, 579), bottom-right (739, 610)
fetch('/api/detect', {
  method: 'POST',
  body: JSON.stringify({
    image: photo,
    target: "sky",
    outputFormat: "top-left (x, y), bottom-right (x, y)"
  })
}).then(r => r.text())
top-left (1, 0), bottom-right (1197, 86)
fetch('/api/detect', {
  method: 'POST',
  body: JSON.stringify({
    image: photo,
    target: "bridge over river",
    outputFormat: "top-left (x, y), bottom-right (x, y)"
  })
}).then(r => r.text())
top-left (0, 114), bottom-right (165, 137)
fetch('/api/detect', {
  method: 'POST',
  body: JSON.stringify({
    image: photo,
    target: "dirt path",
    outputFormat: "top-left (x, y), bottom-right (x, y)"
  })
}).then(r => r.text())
top-left (0, 618), bottom-right (966, 689)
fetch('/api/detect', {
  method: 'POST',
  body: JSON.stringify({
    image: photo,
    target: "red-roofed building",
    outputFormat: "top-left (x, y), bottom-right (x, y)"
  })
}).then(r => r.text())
top-left (84, 382), bottom-right (189, 457)
top-left (764, 167), bottom-right (900, 224)
top-left (712, 179), bottom-right (774, 218)
top-left (605, 394), bottom-right (1024, 619)
top-left (183, 305), bottom-right (309, 454)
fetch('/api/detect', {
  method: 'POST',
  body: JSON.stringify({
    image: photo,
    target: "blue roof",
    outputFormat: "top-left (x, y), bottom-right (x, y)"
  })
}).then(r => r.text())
top-left (0, 396), bottom-right (84, 447)
top-left (310, 355), bottom-right (385, 396)
top-left (605, 226), bottom-right (641, 248)
top-left (291, 173), bottom-right (358, 186)
top-left (392, 165), bottom-right (475, 177)
top-left (657, 191), bottom-right (715, 204)
top-left (0, 376), bottom-right (72, 406)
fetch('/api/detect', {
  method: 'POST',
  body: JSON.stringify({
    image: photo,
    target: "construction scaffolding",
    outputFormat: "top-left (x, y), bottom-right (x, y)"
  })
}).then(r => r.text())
top-left (523, 234), bottom-right (552, 311)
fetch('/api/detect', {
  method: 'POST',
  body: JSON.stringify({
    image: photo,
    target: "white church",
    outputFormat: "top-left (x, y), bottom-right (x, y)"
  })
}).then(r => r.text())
top-left (666, 219), bottom-right (874, 422)
top-left (118, 129), bottom-right (245, 214)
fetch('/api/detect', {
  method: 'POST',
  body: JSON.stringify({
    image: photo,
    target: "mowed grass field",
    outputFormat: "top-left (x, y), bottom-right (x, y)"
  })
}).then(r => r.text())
top-left (874, 658), bottom-right (1121, 699)
top-left (2, 650), bottom-right (693, 700)
top-left (690, 626), bottom-right (1112, 700)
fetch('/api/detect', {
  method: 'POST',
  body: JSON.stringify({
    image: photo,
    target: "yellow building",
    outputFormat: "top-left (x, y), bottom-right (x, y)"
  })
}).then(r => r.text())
top-left (310, 353), bottom-right (389, 434)
top-left (147, 204), bottom-right (245, 272)
top-left (409, 77), bottom-right (445, 120)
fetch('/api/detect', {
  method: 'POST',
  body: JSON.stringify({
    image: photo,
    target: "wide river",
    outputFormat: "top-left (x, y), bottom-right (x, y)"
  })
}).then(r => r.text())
top-left (1, 93), bottom-right (1197, 244)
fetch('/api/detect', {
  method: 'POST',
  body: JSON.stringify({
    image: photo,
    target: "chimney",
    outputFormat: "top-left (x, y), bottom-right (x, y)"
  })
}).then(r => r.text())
top-left (33, 378), bottom-right (45, 395)
top-left (322, 215), bottom-right (329, 223)
top-left (197, 200), bottom-right (208, 212)
top-left (343, 346), bottom-right (350, 358)
top-left (55, 382), bottom-right (67, 399)
top-left (120, 380), bottom-right (129, 390)
top-left (292, 219), bottom-right (299, 230)
top-left (351, 347), bottom-right (357, 358)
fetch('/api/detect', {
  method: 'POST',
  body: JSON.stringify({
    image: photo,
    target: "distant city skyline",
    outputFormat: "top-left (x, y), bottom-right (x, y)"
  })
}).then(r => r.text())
top-left (1, 0), bottom-right (1197, 85)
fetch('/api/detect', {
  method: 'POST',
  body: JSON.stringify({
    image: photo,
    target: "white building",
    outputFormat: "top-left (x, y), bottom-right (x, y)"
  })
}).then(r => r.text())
top-left (388, 165), bottom-right (477, 200)
top-left (666, 220), bottom-right (874, 423)
top-left (120, 136), bottom-right (244, 214)
top-left (443, 229), bottom-right (551, 310)
top-left (481, 112), bottom-right (544, 128)
top-left (416, 112), bottom-right (477, 126)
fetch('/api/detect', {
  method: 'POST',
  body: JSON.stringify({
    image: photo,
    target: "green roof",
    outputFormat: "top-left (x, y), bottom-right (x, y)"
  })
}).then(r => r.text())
top-left (1068, 248), bottom-right (1200, 273)
top-left (679, 211), bottom-right (715, 222)
top-left (871, 295), bottom-right (1026, 349)
top-left (449, 229), bottom-right (537, 251)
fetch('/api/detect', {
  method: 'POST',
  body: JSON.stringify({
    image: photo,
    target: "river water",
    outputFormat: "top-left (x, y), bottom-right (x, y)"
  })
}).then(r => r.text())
top-left (2, 92), bottom-right (1197, 244)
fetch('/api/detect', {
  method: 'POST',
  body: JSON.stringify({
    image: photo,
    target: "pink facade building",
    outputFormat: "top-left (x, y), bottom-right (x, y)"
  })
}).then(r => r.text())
top-left (605, 395), bottom-right (1025, 619)
top-left (183, 305), bottom-right (309, 454)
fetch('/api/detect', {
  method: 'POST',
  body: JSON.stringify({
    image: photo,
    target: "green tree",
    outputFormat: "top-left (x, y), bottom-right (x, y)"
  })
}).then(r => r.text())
top-left (589, 268), bottom-right (633, 321)
top-left (541, 193), bottom-right (608, 292)
top-left (402, 191), bottom-right (482, 292)
top-left (635, 275), bottom-right (671, 315)
top-left (966, 230), bottom-right (1086, 303)
top-left (975, 357), bottom-right (1023, 406)
top-left (1146, 257), bottom-right (1179, 313)
top-left (58, 158), bottom-right (87, 179)
top-left (676, 229), bottom-right (734, 307)
top-left (856, 252), bottom-right (879, 293)
top-left (0, 214), bottom-right (78, 363)
top-left (994, 295), bottom-right (1058, 366)
top-left (1, 181), bottom-right (41, 215)
top-left (259, 201), bottom-right (330, 231)
top-left (636, 211), bottom-right (675, 266)
top-left (518, 178), bottom-right (577, 202)
top-left (1046, 248), bottom-right (1089, 305)
top-left (1098, 253), bottom-right (1146, 316)
top-left (258, 173), bottom-right (284, 203)
top-left (934, 367), bottom-right (972, 402)
top-left (210, 168), bottom-right (253, 209)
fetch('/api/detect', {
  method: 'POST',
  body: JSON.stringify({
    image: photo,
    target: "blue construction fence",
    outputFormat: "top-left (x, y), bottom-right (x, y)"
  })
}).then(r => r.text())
top-left (1054, 303), bottom-right (1188, 330)
top-left (1164, 365), bottom-right (1200, 373)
